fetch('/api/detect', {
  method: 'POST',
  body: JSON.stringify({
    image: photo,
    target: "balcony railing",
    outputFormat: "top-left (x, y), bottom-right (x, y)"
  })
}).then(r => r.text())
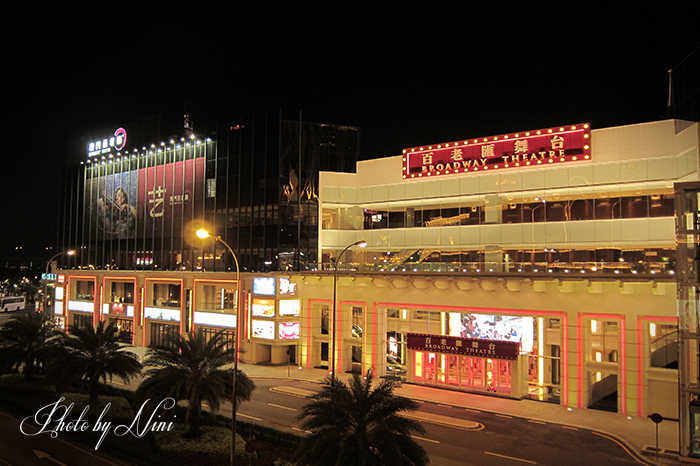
top-left (319, 260), bottom-right (676, 279)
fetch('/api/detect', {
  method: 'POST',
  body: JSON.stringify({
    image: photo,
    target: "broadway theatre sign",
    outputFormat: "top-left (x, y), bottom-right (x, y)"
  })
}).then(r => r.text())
top-left (402, 123), bottom-right (590, 179)
top-left (407, 333), bottom-right (519, 360)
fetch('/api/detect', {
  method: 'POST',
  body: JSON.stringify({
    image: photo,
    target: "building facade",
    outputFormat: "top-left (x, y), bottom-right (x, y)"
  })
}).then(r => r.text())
top-left (53, 118), bottom-right (699, 456)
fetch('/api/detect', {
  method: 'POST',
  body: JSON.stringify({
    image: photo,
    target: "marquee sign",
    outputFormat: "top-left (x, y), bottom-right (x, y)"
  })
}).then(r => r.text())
top-left (407, 332), bottom-right (519, 360)
top-left (402, 124), bottom-right (590, 179)
top-left (88, 128), bottom-right (127, 158)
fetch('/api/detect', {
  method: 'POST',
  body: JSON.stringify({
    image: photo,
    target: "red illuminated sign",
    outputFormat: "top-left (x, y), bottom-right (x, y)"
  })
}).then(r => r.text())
top-left (407, 333), bottom-right (519, 360)
top-left (402, 124), bottom-right (590, 179)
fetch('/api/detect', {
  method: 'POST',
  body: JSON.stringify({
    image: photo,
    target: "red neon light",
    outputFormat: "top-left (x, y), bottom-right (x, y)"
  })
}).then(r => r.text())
top-left (403, 124), bottom-right (591, 179)
top-left (114, 128), bottom-right (127, 151)
top-left (579, 313), bottom-right (626, 413)
top-left (635, 316), bottom-right (677, 416)
top-left (372, 303), bottom-right (377, 376)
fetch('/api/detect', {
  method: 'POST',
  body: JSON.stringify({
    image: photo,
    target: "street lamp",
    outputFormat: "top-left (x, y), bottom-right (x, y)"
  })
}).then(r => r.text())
top-left (44, 250), bottom-right (75, 316)
top-left (331, 240), bottom-right (367, 380)
top-left (196, 229), bottom-right (240, 466)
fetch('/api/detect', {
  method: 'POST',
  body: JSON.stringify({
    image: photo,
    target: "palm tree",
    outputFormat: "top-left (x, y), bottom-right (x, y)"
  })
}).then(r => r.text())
top-left (295, 369), bottom-right (429, 466)
top-left (135, 329), bottom-right (255, 438)
top-left (49, 320), bottom-right (142, 403)
top-left (0, 311), bottom-right (60, 381)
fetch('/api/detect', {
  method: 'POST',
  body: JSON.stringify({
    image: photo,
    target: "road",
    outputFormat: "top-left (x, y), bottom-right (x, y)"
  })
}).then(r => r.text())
top-left (0, 408), bottom-right (129, 466)
top-left (0, 306), bottom-right (34, 325)
top-left (223, 379), bottom-right (644, 466)
top-left (0, 310), bottom-right (645, 465)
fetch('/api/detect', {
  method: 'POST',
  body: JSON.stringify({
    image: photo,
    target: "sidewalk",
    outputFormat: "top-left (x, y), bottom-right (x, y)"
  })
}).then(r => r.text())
top-left (237, 361), bottom-right (692, 466)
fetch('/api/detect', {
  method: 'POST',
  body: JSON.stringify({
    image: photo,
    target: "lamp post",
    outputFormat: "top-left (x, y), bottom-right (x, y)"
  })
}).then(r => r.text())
top-left (44, 250), bottom-right (75, 316)
top-left (331, 240), bottom-right (367, 380)
top-left (196, 229), bottom-right (240, 466)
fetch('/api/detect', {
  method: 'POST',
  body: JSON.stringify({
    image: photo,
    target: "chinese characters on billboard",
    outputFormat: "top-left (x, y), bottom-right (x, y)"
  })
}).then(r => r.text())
top-left (87, 158), bottom-right (205, 239)
top-left (403, 124), bottom-right (590, 179)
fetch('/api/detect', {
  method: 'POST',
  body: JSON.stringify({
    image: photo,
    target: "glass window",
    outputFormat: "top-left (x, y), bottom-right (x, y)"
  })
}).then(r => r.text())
top-left (321, 304), bottom-right (330, 335)
top-left (649, 323), bottom-right (678, 369)
top-left (352, 306), bottom-right (363, 339)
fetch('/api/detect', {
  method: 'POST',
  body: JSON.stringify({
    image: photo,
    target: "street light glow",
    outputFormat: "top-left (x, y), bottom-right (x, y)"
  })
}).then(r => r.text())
top-left (331, 239), bottom-right (367, 380)
top-left (196, 228), bottom-right (240, 466)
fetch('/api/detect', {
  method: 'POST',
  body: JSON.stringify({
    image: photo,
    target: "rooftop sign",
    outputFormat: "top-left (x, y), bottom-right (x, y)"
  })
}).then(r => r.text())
top-left (88, 128), bottom-right (127, 158)
top-left (402, 123), bottom-right (590, 180)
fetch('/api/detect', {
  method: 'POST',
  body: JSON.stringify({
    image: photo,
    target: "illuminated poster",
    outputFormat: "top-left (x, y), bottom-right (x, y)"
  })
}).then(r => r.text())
top-left (279, 322), bottom-right (300, 340)
top-left (138, 157), bottom-right (205, 237)
top-left (279, 299), bottom-right (300, 316)
top-left (447, 312), bottom-right (534, 353)
top-left (279, 277), bottom-right (296, 295)
top-left (253, 277), bottom-right (276, 295)
top-left (252, 298), bottom-right (275, 317)
top-left (88, 169), bottom-right (139, 239)
top-left (252, 320), bottom-right (274, 339)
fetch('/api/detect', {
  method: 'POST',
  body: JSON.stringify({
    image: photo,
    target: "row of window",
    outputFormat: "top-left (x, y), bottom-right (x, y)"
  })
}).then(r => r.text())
top-left (324, 193), bottom-right (676, 230)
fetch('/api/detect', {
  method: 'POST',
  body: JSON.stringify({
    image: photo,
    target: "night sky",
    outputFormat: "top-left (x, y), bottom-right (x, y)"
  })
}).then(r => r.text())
top-left (3, 6), bottom-right (698, 257)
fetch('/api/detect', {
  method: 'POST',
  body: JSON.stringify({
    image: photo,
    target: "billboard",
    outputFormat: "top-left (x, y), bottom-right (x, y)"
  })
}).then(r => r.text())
top-left (87, 157), bottom-right (205, 239)
top-left (446, 312), bottom-right (534, 353)
top-left (138, 158), bottom-right (205, 237)
top-left (88, 169), bottom-right (139, 239)
top-left (403, 124), bottom-right (590, 179)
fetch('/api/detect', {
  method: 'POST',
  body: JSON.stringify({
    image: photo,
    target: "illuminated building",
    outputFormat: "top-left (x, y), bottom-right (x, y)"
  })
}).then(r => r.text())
top-left (54, 117), bottom-right (699, 456)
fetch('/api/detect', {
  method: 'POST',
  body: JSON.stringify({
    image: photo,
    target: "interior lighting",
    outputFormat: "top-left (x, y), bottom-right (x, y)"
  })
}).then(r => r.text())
top-left (650, 323), bottom-right (657, 337)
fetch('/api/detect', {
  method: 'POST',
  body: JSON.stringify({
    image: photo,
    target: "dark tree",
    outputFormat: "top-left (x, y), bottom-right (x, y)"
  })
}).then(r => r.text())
top-left (296, 370), bottom-right (429, 466)
top-left (50, 320), bottom-right (142, 403)
top-left (0, 312), bottom-right (60, 381)
top-left (135, 329), bottom-right (255, 438)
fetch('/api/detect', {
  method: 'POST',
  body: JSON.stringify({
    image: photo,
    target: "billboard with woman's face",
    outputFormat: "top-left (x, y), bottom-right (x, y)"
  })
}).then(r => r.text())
top-left (86, 157), bottom-right (205, 240)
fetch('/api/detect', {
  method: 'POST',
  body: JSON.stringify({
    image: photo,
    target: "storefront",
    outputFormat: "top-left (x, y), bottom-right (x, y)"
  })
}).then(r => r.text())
top-left (408, 333), bottom-right (519, 396)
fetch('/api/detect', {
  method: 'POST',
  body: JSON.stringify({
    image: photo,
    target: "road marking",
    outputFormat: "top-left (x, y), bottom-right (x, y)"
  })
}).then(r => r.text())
top-left (269, 403), bottom-right (297, 411)
top-left (293, 427), bottom-right (312, 434)
top-left (563, 426), bottom-right (578, 431)
top-left (437, 404), bottom-right (452, 408)
top-left (485, 451), bottom-right (537, 464)
top-left (496, 414), bottom-right (512, 419)
top-left (270, 386), bottom-right (315, 398)
top-left (528, 420), bottom-right (546, 425)
top-left (34, 450), bottom-right (69, 466)
top-left (411, 435), bottom-right (440, 444)
top-left (592, 431), bottom-right (646, 464)
top-left (238, 413), bottom-right (262, 421)
top-left (464, 408), bottom-right (480, 414)
top-left (401, 412), bottom-right (483, 431)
